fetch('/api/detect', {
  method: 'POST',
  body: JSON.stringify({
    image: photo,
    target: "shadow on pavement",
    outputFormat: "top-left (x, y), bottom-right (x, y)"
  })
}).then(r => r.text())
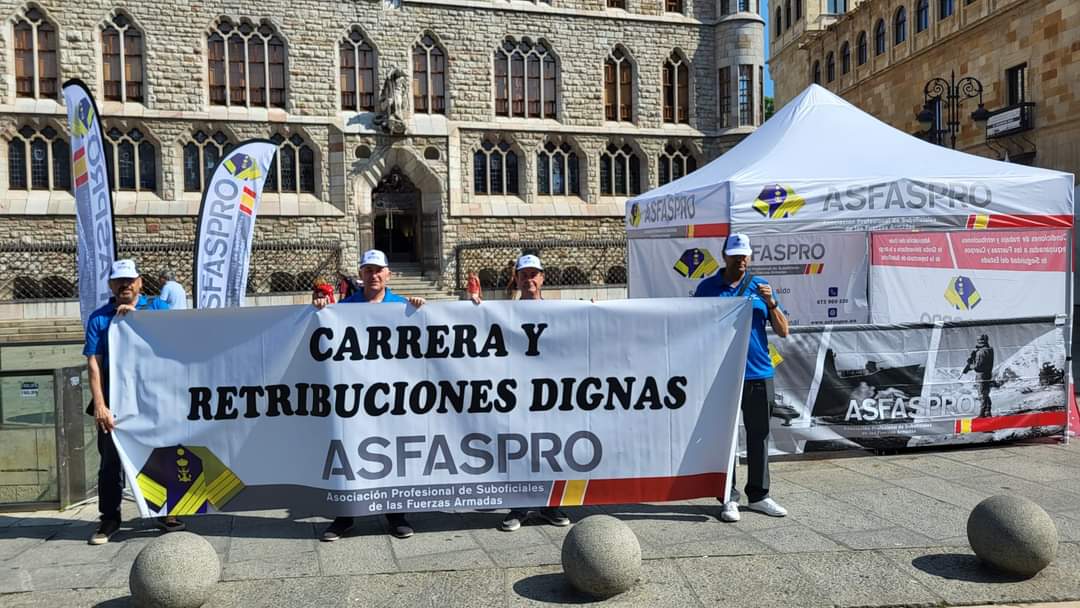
top-left (911, 553), bottom-right (1032, 583)
top-left (93, 598), bottom-right (133, 607)
top-left (512, 572), bottom-right (596, 605)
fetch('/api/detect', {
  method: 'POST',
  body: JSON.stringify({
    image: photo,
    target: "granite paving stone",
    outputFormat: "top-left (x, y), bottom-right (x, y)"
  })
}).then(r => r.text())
top-left (394, 547), bottom-right (496, 572)
top-left (507, 560), bottom-right (704, 608)
top-left (773, 467), bottom-right (891, 494)
top-left (677, 553), bottom-right (832, 608)
top-left (828, 455), bottom-right (927, 480)
top-left (25, 562), bottom-right (116, 592)
top-left (781, 490), bottom-right (893, 535)
top-left (792, 549), bottom-right (943, 607)
top-left (889, 453), bottom-right (999, 479)
top-left (893, 475), bottom-right (997, 510)
top-left (827, 526), bottom-right (939, 550)
top-left (833, 486), bottom-right (973, 540)
top-left (317, 530), bottom-right (399, 576)
top-left (747, 522), bottom-right (844, 553)
top-left (643, 534), bottom-right (773, 559)
top-left (950, 473), bottom-right (1080, 514)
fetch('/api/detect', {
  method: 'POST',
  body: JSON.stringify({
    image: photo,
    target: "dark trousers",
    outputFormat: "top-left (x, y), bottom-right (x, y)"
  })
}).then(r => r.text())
top-left (730, 379), bottom-right (773, 503)
top-left (97, 427), bottom-right (124, 522)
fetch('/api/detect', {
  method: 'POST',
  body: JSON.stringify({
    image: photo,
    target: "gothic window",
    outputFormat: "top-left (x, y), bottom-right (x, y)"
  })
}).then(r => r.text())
top-left (604, 46), bottom-right (634, 122)
top-left (340, 27), bottom-right (377, 111)
top-left (939, 0), bottom-right (954, 19)
top-left (473, 140), bottom-right (519, 196)
top-left (413, 33), bottom-right (446, 114)
top-left (784, 0), bottom-right (792, 29)
top-left (917, 0), bottom-right (929, 31)
top-left (13, 7), bottom-right (58, 99)
top-left (895, 7), bottom-right (908, 44)
top-left (665, 0), bottom-right (683, 12)
top-left (737, 64), bottom-right (753, 126)
top-left (607, 0), bottom-right (626, 7)
top-left (183, 131), bottom-right (234, 193)
top-left (795, 0), bottom-right (802, 20)
top-left (737, 0), bottom-right (751, 11)
top-left (8, 125), bottom-right (69, 191)
top-left (662, 51), bottom-right (690, 124)
top-left (774, 7), bottom-right (782, 37)
top-left (494, 38), bottom-right (557, 119)
top-left (826, 52), bottom-right (835, 82)
top-left (657, 145), bottom-right (698, 187)
top-left (208, 18), bottom-right (287, 108)
top-left (812, 61), bottom-right (820, 84)
top-left (102, 13), bottom-right (144, 103)
top-left (265, 133), bottom-right (316, 194)
top-left (874, 19), bottom-right (886, 55)
top-left (857, 31), bottom-right (868, 65)
top-left (718, 66), bottom-right (731, 128)
top-left (599, 144), bottom-right (640, 197)
top-left (104, 127), bottom-right (156, 192)
top-left (841, 42), bottom-right (851, 74)
top-left (537, 142), bottom-right (579, 196)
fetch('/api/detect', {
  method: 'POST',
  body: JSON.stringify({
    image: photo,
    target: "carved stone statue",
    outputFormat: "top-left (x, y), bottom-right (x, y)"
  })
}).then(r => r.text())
top-left (374, 67), bottom-right (408, 135)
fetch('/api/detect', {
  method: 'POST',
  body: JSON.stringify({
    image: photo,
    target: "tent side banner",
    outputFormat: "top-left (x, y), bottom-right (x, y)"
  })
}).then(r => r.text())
top-left (625, 182), bottom-right (730, 236)
top-left (730, 178), bottom-right (1074, 234)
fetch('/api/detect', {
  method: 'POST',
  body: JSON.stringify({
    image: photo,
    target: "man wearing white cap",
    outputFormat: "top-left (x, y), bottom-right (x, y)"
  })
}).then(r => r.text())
top-left (497, 254), bottom-right (572, 531)
top-left (83, 259), bottom-right (184, 545)
top-left (693, 233), bottom-right (790, 523)
top-left (313, 249), bottom-right (424, 541)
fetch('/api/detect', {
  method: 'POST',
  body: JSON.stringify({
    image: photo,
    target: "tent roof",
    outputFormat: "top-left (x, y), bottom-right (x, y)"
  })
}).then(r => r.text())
top-left (634, 84), bottom-right (1072, 203)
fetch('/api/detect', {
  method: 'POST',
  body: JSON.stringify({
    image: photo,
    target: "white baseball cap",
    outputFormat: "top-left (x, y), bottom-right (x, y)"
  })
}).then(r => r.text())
top-left (109, 259), bottom-right (139, 280)
top-left (360, 249), bottom-right (389, 268)
top-left (723, 233), bottom-right (753, 257)
top-left (516, 254), bottom-right (543, 272)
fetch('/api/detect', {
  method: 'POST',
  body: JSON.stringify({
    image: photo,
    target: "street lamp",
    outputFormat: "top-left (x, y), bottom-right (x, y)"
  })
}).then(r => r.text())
top-left (916, 70), bottom-right (991, 149)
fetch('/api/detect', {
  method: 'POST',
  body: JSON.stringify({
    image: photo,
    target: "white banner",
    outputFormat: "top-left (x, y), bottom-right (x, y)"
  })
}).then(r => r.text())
top-left (870, 229), bottom-right (1069, 324)
top-left (193, 140), bottom-right (277, 309)
top-left (108, 299), bottom-right (750, 517)
top-left (63, 80), bottom-right (115, 327)
top-left (629, 233), bottom-right (868, 326)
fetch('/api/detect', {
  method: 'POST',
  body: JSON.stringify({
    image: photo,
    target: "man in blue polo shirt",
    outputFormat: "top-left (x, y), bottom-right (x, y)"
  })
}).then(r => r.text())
top-left (84, 259), bottom-right (183, 545)
top-left (313, 249), bottom-right (425, 541)
top-left (694, 234), bottom-right (790, 523)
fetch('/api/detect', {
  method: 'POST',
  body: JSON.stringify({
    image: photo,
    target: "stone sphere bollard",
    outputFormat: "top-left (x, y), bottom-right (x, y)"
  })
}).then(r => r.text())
top-left (130, 531), bottom-right (221, 608)
top-left (561, 515), bottom-right (642, 598)
top-left (967, 495), bottom-right (1058, 577)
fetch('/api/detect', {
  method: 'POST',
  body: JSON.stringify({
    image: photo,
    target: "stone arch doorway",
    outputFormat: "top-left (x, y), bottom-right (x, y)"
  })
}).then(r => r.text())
top-left (372, 168), bottom-right (420, 263)
top-left (354, 147), bottom-right (445, 277)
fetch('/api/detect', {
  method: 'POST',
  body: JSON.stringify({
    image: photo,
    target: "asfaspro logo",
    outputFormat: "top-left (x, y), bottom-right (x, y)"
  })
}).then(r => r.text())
top-left (753, 184), bottom-right (804, 220)
top-left (672, 247), bottom-right (719, 279)
top-left (944, 275), bottom-right (982, 311)
top-left (629, 202), bottom-right (642, 227)
top-left (71, 99), bottom-right (95, 136)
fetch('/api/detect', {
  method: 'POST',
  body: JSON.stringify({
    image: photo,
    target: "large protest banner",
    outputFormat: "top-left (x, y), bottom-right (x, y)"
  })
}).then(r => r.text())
top-left (107, 299), bottom-right (750, 517)
top-left (629, 233), bottom-right (868, 325)
top-left (768, 317), bottom-right (1067, 453)
top-left (63, 79), bottom-right (116, 328)
top-left (870, 229), bottom-right (1068, 325)
top-left (193, 140), bottom-right (277, 309)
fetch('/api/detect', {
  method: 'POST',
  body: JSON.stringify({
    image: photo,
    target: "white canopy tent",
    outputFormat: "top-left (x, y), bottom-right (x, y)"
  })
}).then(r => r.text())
top-left (626, 84), bottom-right (1073, 236)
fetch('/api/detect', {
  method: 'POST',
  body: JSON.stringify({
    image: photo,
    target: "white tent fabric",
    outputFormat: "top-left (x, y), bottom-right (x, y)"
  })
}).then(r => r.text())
top-left (626, 84), bottom-right (1074, 234)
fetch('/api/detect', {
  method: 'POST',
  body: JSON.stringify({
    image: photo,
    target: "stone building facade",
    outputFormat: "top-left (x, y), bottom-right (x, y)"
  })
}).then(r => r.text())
top-left (0, 0), bottom-right (766, 293)
top-left (767, 0), bottom-right (1080, 178)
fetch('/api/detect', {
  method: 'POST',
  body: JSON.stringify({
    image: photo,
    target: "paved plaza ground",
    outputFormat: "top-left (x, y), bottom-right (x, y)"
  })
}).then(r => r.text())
top-left (2, 440), bottom-right (1080, 607)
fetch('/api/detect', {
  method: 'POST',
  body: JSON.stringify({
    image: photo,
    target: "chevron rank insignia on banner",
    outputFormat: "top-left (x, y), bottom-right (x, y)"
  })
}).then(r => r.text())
top-left (72, 99), bottom-right (95, 137)
top-left (944, 275), bottom-right (982, 311)
top-left (752, 184), bottom-right (805, 220)
top-left (136, 445), bottom-right (245, 516)
top-left (673, 247), bottom-right (720, 279)
top-left (224, 153), bottom-right (261, 181)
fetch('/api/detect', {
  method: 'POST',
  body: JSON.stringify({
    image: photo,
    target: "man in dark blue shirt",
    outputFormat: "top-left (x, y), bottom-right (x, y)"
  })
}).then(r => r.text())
top-left (314, 249), bottom-right (425, 542)
top-left (694, 234), bottom-right (790, 523)
top-left (84, 259), bottom-right (181, 545)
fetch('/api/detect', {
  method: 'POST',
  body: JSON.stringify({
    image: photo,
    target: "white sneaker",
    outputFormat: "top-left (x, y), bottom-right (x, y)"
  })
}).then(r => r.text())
top-left (720, 501), bottom-right (741, 522)
top-left (746, 497), bottom-right (788, 517)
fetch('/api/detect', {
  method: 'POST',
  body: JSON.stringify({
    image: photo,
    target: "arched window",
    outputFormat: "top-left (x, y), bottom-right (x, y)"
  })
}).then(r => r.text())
top-left (939, 0), bottom-right (953, 19)
top-left (874, 20), bottom-right (886, 55)
top-left (183, 130), bottom-right (234, 192)
top-left (840, 42), bottom-right (851, 74)
top-left (811, 60), bottom-right (820, 84)
top-left (774, 7), bottom-right (782, 37)
top-left (599, 143), bottom-right (640, 197)
top-left (8, 125), bottom-right (69, 191)
top-left (537, 141), bottom-right (580, 196)
top-left (894, 7), bottom-right (908, 44)
top-left (785, 0), bottom-right (792, 29)
top-left (662, 51), bottom-right (690, 124)
top-left (657, 145), bottom-right (698, 187)
top-left (340, 27), bottom-right (377, 111)
top-left (207, 18), bottom-right (287, 108)
top-left (604, 46), bottom-right (634, 122)
top-left (473, 140), bottom-right (519, 196)
top-left (413, 33), bottom-right (446, 115)
top-left (917, 0), bottom-right (929, 32)
top-left (494, 38), bottom-right (558, 119)
top-left (265, 133), bottom-right (316, 194)
top-left (104, 127), bottom-right (156, 192)
top-left (13, 7), bottom-right (58, 99)
top-left (856, 31), bottom-right (868, 65)
top-left (101, 12), bottom-right (143, 103)
top-left (826, 52), bottom-right (835, 82)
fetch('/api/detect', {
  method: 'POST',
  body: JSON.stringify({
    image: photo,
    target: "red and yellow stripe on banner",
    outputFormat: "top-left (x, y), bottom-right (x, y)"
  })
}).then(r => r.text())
top-left (547, 473), bottom-right (726, 507)
top-left (966, 213), bottom-right (1073, 229)
top-left (686, 223), bottom-right (729, 238)
top-left (73, 147), bottom-right (89, 188)
top-left (239, 185), bottom-right (256, 216)
top-left (954, 411), bottom-right (1067, 434)
top-left (804, 263), bottom-right (824, 274)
